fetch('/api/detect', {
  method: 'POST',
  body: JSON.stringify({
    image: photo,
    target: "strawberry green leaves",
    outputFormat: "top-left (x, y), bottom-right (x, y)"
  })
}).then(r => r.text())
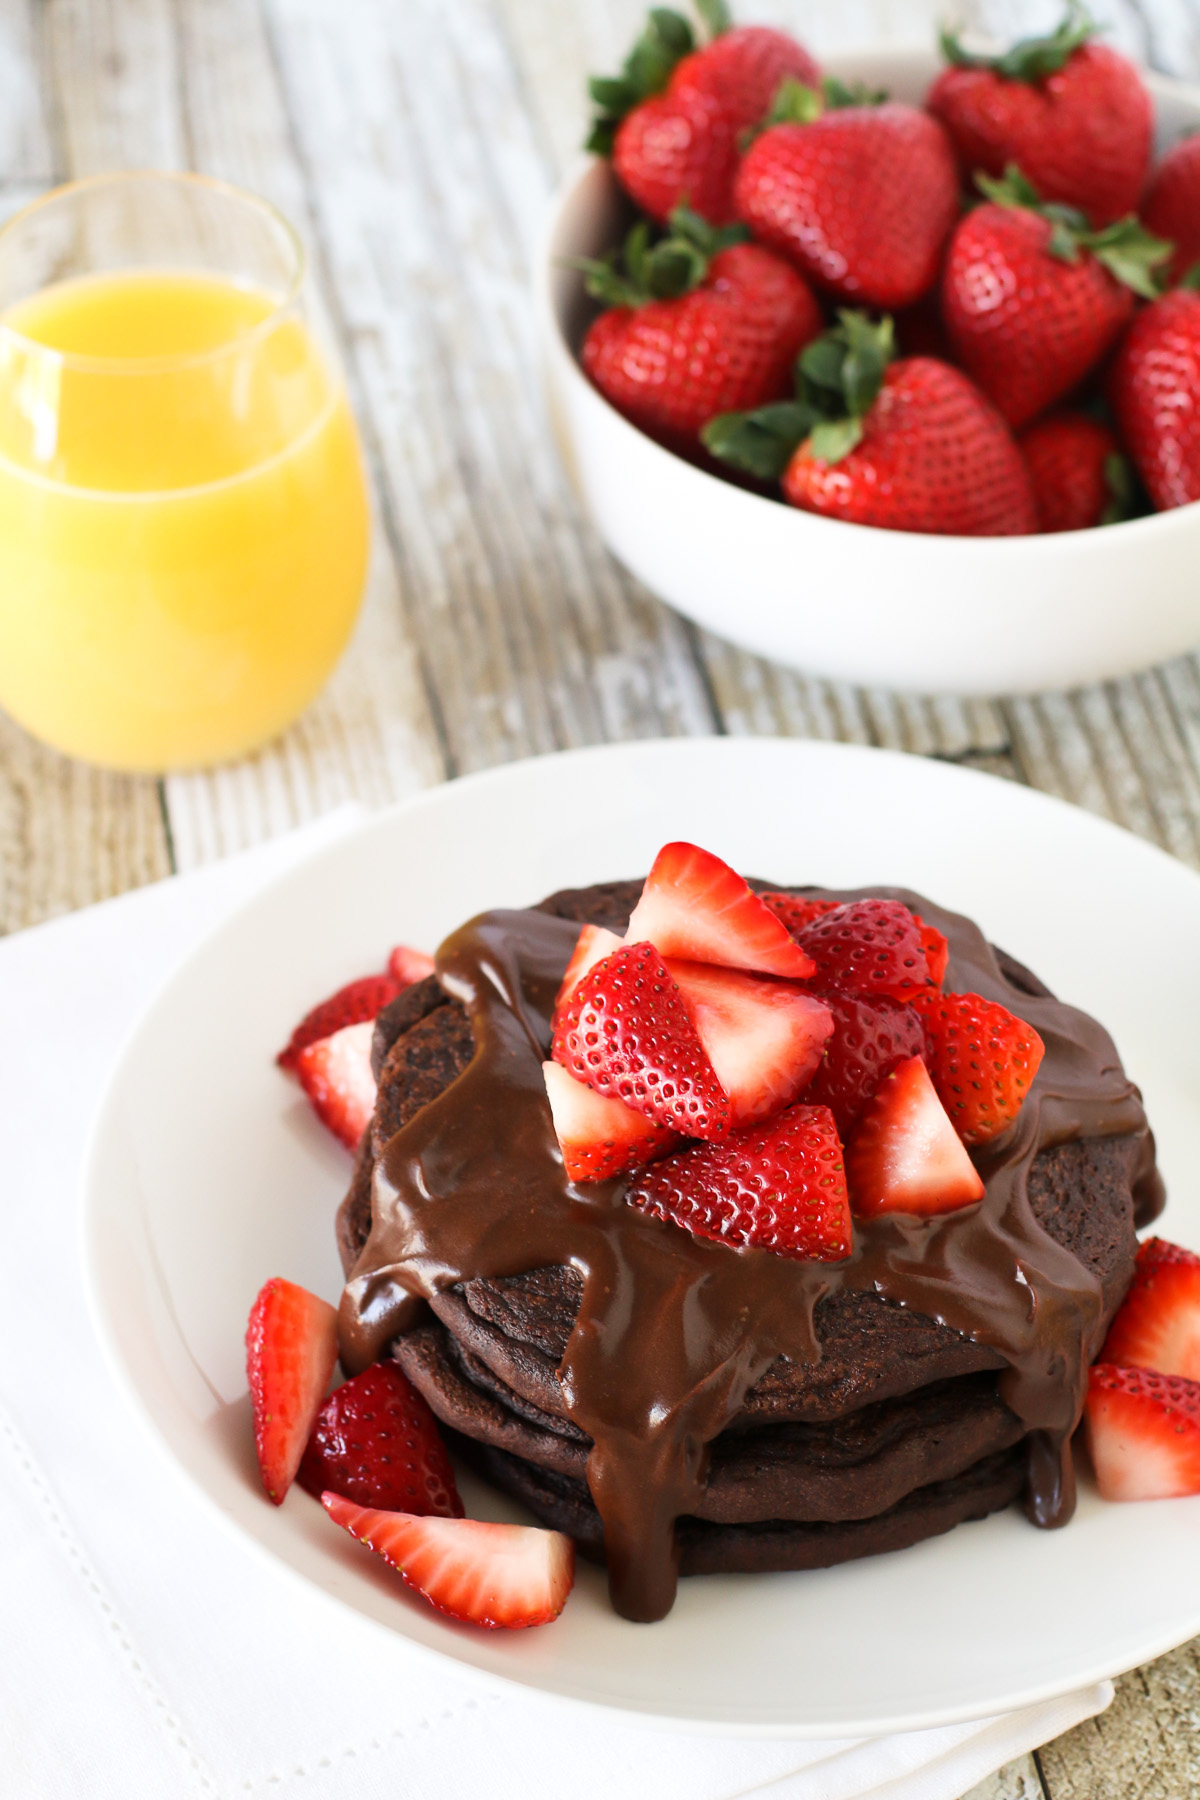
top-left (977, 166), bottom-right (1172, 300)
top-left (702, 310), bottom-right (896, 476)
top-left (572, 206), bottom-right (749, 309)
top-left (939, 1), bottom-right (1096, 82)
top-left (586, 9), bottom-right (698, 154)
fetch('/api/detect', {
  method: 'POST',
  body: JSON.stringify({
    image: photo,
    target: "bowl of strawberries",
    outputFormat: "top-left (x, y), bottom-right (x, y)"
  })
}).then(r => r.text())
top-left (537, 4), bottom-right (1200, 695)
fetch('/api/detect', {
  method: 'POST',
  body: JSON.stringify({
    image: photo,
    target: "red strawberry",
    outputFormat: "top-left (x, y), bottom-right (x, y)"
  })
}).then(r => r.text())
top-left (552, 940), bottom-right (730, 1139)
top-left (1111, 289), bottom-right (1200, 512)
top-left (245, 1278), bottom-right (339, 1504)
top-left (783, 357), bottom-right (1036, 534)
top-left (1020, 411), bottom-right (1130, 532)
top-left (1084, 1363), bottom-right (1200, 1501)
top-left (910, 988), bottom-right (1044, 1146)
top-left (297, 1361), bottom-right (463, 1517)
top-left (941, 172), bottom-right (1170, 432)
top-left (705, 312), bottom-right (1037, 536)
top-left (554, 924), bottom-right (624, 1016)
top-left (1143, 135), bottom-right (1200, 286)
top-left (666, 958), bottom-right (833, 1129)
top-left (1100, 1238), bottom-right (1200, 1381)
top-left (846, 1056), bottom-right (985, 1217)
top-left (580, 215), bottom-right (822, 450)
top-left (542, 1060), bottom-right (677, 1182)
top-left (630, 1102), bottom-right (852, 1261)
top-left (734, 93), bottom-right (959, 309)
top-left (387, 945), bottom-right (435, 986)
top-left (802, 989), bottom-right (926, 1138)
top-left (322, 1495), bottom-right (575, 1628)
top-left (759, 892), bottom-right (839, 934)
top-left (794, 898), bottom-right (931, 1002)
top-left (294, 1019), bottom-right (377, 1149)
top-left (625, 842), bottom-right (816, 979)
top-left (595, 18), bottom-right (820, 226)
top-left (927, 20), bottom-right (1152, 228)
top-left (915, 917), bottom-right (949, 987)
top-left (277, 973), bottom-right (400, 1071)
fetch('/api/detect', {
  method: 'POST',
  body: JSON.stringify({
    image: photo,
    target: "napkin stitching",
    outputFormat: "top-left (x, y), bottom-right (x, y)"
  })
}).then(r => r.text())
top-left (0, 1399), bottom-right (220, 1798)
top-left (238, 1695), bottom-right (485, 1791)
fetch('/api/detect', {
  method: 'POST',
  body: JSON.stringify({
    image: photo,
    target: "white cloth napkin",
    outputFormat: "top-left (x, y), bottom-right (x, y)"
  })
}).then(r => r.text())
top-left (0, 806), bottom-right (1111, 1800)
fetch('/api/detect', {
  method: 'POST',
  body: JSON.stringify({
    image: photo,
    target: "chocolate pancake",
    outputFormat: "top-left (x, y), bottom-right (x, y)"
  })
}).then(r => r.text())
top-left (337, 876), bottom-right (1162, 1620)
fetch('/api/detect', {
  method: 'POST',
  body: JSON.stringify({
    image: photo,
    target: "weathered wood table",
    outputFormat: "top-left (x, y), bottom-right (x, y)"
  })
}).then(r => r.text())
top-left (2, 0), bottom-right (1197, 1791)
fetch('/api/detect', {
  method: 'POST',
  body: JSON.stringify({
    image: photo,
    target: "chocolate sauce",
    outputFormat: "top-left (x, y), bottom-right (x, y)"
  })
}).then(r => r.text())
top-left (339, 890), bottom-right (1163, 1621)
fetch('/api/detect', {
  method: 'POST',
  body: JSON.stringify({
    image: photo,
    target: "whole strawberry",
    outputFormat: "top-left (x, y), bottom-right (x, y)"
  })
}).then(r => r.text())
top-left (927, 7), bottom-right (1152, 227)
top-left (704, 311), bottom-right (1036, 536)
top-left (588, 5), bottom-right (820, 226)
top-left (1111, 288), bottom-right (1200, 511)
top-left (579, 209), bottom-right (822, 448)
top-left (941, 169), bottom-right (1171, 430)
top-left (1020, 410), bottom-right (1136, 531)
top-left (734, 81), bottom-right (959, 310)
top-left (1143, 136), bottom-right (1200, 288)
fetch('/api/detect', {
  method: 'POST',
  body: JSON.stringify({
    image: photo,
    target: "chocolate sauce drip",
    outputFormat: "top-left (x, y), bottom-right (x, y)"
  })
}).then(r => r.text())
top-left (339, 891), bottom-right (1163, 1622)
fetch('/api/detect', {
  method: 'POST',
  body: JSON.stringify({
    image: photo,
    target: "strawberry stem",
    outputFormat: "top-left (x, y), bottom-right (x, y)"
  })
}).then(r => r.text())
top-left (569, 206), bottom-right (748, 309)
top-left (940, 2), bottom-right (1096, 82)
top-left (702, 310), bottom-right (894, 478)
top-left (977, 165), bottom-right (1173, 298)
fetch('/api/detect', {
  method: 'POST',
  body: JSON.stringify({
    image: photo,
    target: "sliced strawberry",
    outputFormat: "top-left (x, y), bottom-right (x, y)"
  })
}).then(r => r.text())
top-left (388, 945), bottom-right (436, 986)
top-left (295, 1019), bottom-right (377, 1148)
top-left (625, 843), bottom-right (816, 979)
top-left (322, 1495), bottom-right (575, 1628)
top-left (914, 916), bottom-right (949, 988)
top-left (552, 941), bottom-right (730, 1139)
top-left (794, 898), bottom-right (931, 1001)
top-left (297, 1361), bottom-right (463, 1517)
top-left (1100, 1239), bottom-right (1200, 1382)
top-left (630, 1102), bottom-right (852, 1261)
top-left (846, 1055), bottom-right (984, 1218)
top-left (246, 1278), bottom-right (339, 1504)
top-left (666, 958), bottom-right (833, 1130)
top-left (759, 892), bottom-right (840, 935)
top-left (803, 989), bottom-right (927, 1137)
top-left (1084, 1363), bottom-right (1200, 1502)
top-left (542, 1060), bottom-right (677, 1182)
top-left (911, 989), bottom-right (1045, 1146)
top-left (277, 973), bottom-right (400, 1071)
top-left (553, 923), bottom-right (624, 1016)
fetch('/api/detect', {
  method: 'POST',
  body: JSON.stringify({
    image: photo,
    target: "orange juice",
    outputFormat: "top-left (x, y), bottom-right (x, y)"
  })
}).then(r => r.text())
top-left (0, 269), bottom-right (369, 770)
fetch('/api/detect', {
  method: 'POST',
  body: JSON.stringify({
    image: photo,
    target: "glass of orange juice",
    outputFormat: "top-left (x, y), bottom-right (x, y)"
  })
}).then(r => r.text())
top-left (0, 172), bottom-right (370, 772)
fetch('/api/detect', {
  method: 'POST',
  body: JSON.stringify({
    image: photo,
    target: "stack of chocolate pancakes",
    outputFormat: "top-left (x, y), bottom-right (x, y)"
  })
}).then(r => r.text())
top-left (335, 877), bottom-right (1163, 1622)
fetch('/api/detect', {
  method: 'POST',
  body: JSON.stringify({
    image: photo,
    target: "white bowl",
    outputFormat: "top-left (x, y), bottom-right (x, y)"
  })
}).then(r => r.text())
top-left (536, 45), bottom-right (1200, 697)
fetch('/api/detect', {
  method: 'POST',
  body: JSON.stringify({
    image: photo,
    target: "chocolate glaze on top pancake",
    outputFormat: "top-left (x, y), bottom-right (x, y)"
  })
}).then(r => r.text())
top-left (336, 878), bottom-right (1162, 1621)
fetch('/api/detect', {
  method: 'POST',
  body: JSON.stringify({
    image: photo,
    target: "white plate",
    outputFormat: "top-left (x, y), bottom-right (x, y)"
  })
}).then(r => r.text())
top-left (83, 738), bottom-right (1200, 1737)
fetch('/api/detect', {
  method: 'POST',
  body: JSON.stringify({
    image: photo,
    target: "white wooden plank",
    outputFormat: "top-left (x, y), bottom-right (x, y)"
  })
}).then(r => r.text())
top-left (1038, 1641), bottom-right (1200, 1798)
top-left (46, 0), bottom-right (186, 172)
top-left (263, 0), bottom-right (717, 777)
top-left (961, 1754), bottom-right (1048, 1800)
top-left (0, 0), bottom-right (56, 178)
top-left (0, 714), bottom-right (170, 932)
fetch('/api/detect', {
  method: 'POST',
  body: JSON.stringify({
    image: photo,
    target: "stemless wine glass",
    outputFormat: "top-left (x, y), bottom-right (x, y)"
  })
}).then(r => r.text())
top-left (0, 173), bottom-right (370, 772)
